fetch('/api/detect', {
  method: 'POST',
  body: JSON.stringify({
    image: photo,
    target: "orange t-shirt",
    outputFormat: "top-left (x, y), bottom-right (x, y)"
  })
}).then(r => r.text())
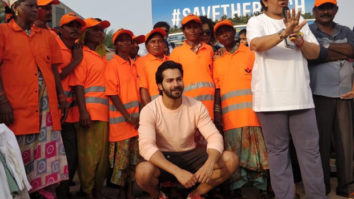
top-left (0, 20), bottom-right (62, 135)
top-left (213, 44), bottom-right (259, 130)
top-left (136, 53), bottom-right (168, 100)
top-left (170, 41), bottom-right (215, 118)
top-left (69, 46), bottom-right (108, 122)
top-left (105, 54), bottom-right (140, 142)
top-left (56, 36), bottom-right (80, 123)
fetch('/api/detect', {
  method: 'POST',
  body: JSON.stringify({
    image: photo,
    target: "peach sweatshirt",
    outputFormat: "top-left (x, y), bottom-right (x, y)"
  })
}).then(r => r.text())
top-left (138, 95), bottom-right (224, 160)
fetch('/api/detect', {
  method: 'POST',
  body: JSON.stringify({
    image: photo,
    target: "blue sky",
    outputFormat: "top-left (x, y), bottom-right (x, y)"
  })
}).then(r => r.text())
top-left (61, 0), bottom-right (354, 35)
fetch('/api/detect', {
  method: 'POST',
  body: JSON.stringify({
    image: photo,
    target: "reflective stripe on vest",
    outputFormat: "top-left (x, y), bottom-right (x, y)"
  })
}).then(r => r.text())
top-left (85, 86), bottom-right (105, 93)
top-left (85, 97), bottom-right (109, 106)
top-left (184, 82), bottom-right (214, 93)
top-left (194, 94), bottom-right (214, 101)
top-left (109, 112), bottom-right (139, 124)
top-left (221, 89), bottom-right (252, 102)
top-left (222, 102), bottom-right (252, 114)
top-left (109, 100), bottom-right (139, 111)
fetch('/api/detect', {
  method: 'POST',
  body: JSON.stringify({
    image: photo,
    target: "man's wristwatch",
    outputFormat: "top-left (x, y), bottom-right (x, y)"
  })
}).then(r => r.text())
top-left (277, 29), bottom-right (287, 41)
top-left (322, 42), bottom-right (330, 48)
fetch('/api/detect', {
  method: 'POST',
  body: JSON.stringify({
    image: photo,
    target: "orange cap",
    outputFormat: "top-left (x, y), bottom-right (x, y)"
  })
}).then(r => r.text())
top-left (37, 0), bottom-right (60, 6)
top-left (133, 35), bottom-right (145, 44)
top-left (214, 20), bottom-right (234, 33)
top-left (145, 28), bottom-right (166, 43)
top-left (112, 29), bottom-right (134, 44)
top-left (181, 14), bottom-right (201, 26)
top-left (81, 18), bottom-right (110, 32)
top-left (59, 13), bottom-right (85, 27)
top-left (314, 0), bottom-right (337, 7)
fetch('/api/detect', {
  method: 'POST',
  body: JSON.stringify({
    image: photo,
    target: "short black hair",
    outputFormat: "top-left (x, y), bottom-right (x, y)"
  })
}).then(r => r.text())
top-left (154, 21), bottom-right (170, 30)
top-left (155, 61), bottom-right (183, 85)
top-left (199, 16), bottom-right (215, 43)
top-left (239, 29), bottom-right (246, 36)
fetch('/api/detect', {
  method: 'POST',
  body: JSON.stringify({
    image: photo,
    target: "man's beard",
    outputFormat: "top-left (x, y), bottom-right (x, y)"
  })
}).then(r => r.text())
top-left (162, 86), bottom-right (184, 99)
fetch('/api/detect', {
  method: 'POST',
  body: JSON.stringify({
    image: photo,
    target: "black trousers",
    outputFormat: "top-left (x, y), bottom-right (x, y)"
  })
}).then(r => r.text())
top-left (56, 123), bottom-right (78, 198)
top-left (313, 95), bottom-right (353, 193)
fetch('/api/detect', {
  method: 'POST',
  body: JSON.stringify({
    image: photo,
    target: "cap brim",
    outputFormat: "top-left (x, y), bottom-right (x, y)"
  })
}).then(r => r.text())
top-left (113, 29), bottom-right (134, 44)
top-left (182, 18), bottom-right (202, 26)
top-left (61, 17), bottom-right (85, 27)
top-left (146, 29), bottom-right (166, 43)
top-left (134, 35), bottom-right (145, 44)
top-left (52, 0), bottom-right (60, 5)
top-left (38, 0), bottom-right (60, 6)
top-left (98, 20), bottom-right (110, 29)
top-left (214, 23), bottom-right (233, 33)
top-left (314, 2), bottom-right (336, 7)
top-left (118, 30), bottom-right (134, 38)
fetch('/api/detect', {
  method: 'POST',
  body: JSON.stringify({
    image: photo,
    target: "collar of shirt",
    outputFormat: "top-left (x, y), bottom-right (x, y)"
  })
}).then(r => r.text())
top-left (223, 43), bottom-right (249, 56)
top-left (182, 40), bottom-right (206, 53)
top-left (9, 19), bottom-right (40, 35)
top-left (229, 42), bottom-right (240, 54)
top-left (146, 53), bottom-right (168, 62)
top-left (83, 45), bottom-right (105, 59)
top-left (113, 54), bottom-right (134, 66)
top-left (312, 21), bottom-right (342, 38)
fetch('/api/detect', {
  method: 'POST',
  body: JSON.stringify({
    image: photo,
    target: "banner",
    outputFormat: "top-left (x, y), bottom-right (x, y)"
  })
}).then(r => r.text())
top-left (152, 0), bottom-right (315, 27)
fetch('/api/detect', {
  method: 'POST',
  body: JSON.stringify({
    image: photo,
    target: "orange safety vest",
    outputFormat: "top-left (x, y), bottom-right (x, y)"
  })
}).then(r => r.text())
top-left (213, 44), bottom-right (260, 130)
top-left (170, 41), bottom-right (215, 119)
top-left (105, 55), bottom-right (139, 142)
top-left (69, 46), bottom-right (109, 122)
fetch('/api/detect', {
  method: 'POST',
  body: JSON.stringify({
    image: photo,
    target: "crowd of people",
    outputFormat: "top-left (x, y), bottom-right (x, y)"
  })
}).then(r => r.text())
top-left (0, 0), bottom-right (353, 199)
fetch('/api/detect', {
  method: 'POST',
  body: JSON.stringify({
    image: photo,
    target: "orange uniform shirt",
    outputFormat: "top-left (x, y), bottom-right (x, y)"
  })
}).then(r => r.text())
top-left (170, 41), bottom-right (215, 119)
top-left (56, 36), bottom-right (79, 123)
top-left (105, 54), bottom-right (140, 142)
top-left (213, 44), bottom-right (260, 130)
top-left (69, 46), bottom-right (108, 122)
top-left (136, 53), bottom-right (168, 100)
top-left (0, 20), bottom-right (62, 135)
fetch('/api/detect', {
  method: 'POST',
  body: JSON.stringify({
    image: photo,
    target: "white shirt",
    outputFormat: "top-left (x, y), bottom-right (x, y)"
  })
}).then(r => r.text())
top-left (247, 13), bottom-right (319, 112)
top-left (0, 124), bottom-right (31, 194)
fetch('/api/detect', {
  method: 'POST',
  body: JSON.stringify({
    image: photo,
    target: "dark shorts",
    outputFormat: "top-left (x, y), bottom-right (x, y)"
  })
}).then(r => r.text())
top-left (159, 148), bottom-right (208, 183)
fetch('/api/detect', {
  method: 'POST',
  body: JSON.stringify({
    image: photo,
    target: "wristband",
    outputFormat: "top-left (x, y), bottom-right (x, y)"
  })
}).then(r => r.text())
top-left (277, 29), bottom-right (287, 41)
top-left (296, 35), bottom-right (304, 48)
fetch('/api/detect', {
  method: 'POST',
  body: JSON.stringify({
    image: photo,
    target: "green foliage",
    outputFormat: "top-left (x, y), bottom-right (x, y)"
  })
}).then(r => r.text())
top-left (0, 2), bottom-right (5, 23)
top-left (302, 12), bottom-right (314, 19)
top-left (104, 29), bottom-right (115, 50)
top-left (170, 26), bottom-right (180, 34)
top-left (230, 14), bottom-right (252, 25)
